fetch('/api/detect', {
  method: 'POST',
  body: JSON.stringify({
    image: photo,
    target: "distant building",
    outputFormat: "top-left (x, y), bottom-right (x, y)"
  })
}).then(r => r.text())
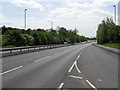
top-left (118, 1), bottom-right (120, 25)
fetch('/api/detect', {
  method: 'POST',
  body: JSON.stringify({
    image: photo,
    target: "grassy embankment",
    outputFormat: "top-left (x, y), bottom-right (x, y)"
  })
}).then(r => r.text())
top-left (0, 45), bottom-right (30, 48)
top-left (100, 43), bottom-right (120, 49)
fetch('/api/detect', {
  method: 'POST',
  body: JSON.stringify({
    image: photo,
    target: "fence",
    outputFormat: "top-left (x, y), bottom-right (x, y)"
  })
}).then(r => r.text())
top-left (0, 44), bottom-right (71, 57)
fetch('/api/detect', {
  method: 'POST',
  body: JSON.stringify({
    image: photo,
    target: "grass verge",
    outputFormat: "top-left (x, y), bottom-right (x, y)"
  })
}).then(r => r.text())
top-left (0, 45), bottom-right (30, 48)
top-left (100, 43), bottom-right (120, 49)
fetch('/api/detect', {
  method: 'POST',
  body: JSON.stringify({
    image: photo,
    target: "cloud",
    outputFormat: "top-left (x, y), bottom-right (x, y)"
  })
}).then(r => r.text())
top-left (11, 0), bottom-right (44, 11)
top-left (93, 0), bottom-right (118, 3)
top-left (1, 0), bottom-right (118, 37)
top-left (49, 3), bottom-right (113, 19)
top-left (47, 1), bottom-right (115, 37)
top-left (66, 0), bottom-right (118, 9)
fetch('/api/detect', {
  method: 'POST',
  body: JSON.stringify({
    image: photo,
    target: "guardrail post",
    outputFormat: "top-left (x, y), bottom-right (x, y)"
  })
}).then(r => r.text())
top-left (10, 50), bottom-right (12, 53)
top-left (20, 49), bottom-right (22, 52)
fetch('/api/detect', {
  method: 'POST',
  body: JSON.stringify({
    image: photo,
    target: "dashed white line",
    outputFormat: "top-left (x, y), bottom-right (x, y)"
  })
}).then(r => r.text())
top-left (0, 66), bottom-right (23, 75)
top-left (35, 56), bottom-right (50, 62)
top-left (69, 75), bottom-right (83, 79)
top-left (58, 82), bottom-right (64, 89)
top-left (86, 80), bottom-right (97, 90)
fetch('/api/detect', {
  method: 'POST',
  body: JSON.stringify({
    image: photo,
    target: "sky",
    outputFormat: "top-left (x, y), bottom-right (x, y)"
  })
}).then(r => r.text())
top-left (118, 1), bottom-right (120, 25)
top-left (0, 0), bottom-right (119, 37)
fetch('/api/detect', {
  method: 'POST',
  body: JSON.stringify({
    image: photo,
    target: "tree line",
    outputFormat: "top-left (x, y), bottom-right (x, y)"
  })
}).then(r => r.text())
top-left (97, 17), bottom-right (120, 44)
top-left (1, 26), bottom-right (88, 47)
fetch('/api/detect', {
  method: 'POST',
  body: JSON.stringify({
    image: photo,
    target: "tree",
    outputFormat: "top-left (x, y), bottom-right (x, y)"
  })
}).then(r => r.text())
top-left (1, 26), bottom-right (88, 46)
top-left (2, 26), bottom-right (8, 34)
top-left (5, 29), bottom-right (24, 46)
top-left (97, 17), bottom-right (116, 44)
top-left (2, 35), bottom-right (8, 46)
top-left (23, 34), bottom-right (34, 46)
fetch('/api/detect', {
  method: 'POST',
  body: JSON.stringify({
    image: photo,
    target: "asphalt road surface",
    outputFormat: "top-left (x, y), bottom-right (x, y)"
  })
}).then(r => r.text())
top-left (2, 43), bottom-right (118, 89)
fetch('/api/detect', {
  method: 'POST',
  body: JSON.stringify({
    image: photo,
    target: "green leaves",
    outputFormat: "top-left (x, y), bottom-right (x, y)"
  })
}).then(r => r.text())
top-left (97, 17), bottom-right (120, 44)
top-left (1, 26), bottom-right (88, 47)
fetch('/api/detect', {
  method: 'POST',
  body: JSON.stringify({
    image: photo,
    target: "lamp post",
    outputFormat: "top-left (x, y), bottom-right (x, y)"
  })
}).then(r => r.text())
top-left (113, 5), bottom-right (116, 25)
top-left (118, 1), bottom-right (120, 25)
top-left (113, 5), bottom-right (117, 43)
top-left (24, 9), bottom-right (27, 30)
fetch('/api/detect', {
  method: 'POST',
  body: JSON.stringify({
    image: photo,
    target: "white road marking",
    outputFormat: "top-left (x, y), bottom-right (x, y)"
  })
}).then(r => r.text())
top-left (68, 45), bottom-right (88, 73)
top-left (75, 62), bottom-right (81, 73)
top-left (76, 54), bottom-right (80, 61)
top-left (68, 61), bottom-right (76, 73)
top-left (86, 80), bottom-right (97, 90)
top-left (35, 56), bottom-right (50, 62)
top-left (97, 79), bottom-right (102, 82)
top-left (58, 82), bottom-right (64, 89)
top-left (68, 54), bottom-right (82, 73)
top-left (69, 75), bottom-right (83, 79)
top-left (0, 66), bottom-right (23, 75)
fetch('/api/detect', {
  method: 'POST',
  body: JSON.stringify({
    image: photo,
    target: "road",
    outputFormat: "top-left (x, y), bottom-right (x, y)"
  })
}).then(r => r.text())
top-left (2, 43), bottom-right (118, 89)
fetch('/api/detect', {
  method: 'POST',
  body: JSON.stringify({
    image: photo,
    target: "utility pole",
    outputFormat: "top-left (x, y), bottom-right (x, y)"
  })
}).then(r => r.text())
top-left (24, 9), bottom-right (27, 30)
top-left (118, 1), bottom-right (120, 25)
top-left (113, 5), bottom-right (116, 25)
top-left (113, 5), bottom-right (117, 43)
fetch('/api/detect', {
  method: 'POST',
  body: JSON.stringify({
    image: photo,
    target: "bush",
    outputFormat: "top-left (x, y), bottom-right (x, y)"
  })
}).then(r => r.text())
top-left (23, 34), bottom-right (34, 46)
top-left (2, 35), bottom-right (8, 46)
top-left (5, 29), bottom-right (24, 46)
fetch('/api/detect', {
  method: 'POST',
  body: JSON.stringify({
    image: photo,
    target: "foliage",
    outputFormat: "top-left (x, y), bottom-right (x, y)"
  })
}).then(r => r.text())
top-left (97, 17), bottom-right (120, 44)
top-left (2, 35), bottom-right (8, 46)
top-left (23, 34), bottom-right (34, 46)
top-left (1, 26), bottom-right (88, 47)
top-left (100, 43), bottom-right (120, 49)
top-left (5, 28), bottom-right (24, 46)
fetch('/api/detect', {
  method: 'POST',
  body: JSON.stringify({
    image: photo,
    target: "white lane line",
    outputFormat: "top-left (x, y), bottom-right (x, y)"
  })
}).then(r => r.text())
top-left (35, 56), bottom-right (50, 62)
top-left (68, 61), bottom-right (76, 73)
top-left (0, 66), bottom-right (23, 75)
top-left (75, 62), bottom-right (81, 73)
top-left (76, 54), bottom-right (80, 61)
top-left (86, 80), bottom-right (97, 90)
top-left (69, 75), bottom-right (83, 79)
top-left (58, 82), bottom-right (64, 89)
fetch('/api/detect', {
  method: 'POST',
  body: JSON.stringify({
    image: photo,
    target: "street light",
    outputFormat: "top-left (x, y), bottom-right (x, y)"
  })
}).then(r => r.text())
top-left (113, 5), bottom-right (116, 25)
top-left (113, 5), bottom-right (117, 43)
top-left (24, 9), bottom-right (27, 30)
